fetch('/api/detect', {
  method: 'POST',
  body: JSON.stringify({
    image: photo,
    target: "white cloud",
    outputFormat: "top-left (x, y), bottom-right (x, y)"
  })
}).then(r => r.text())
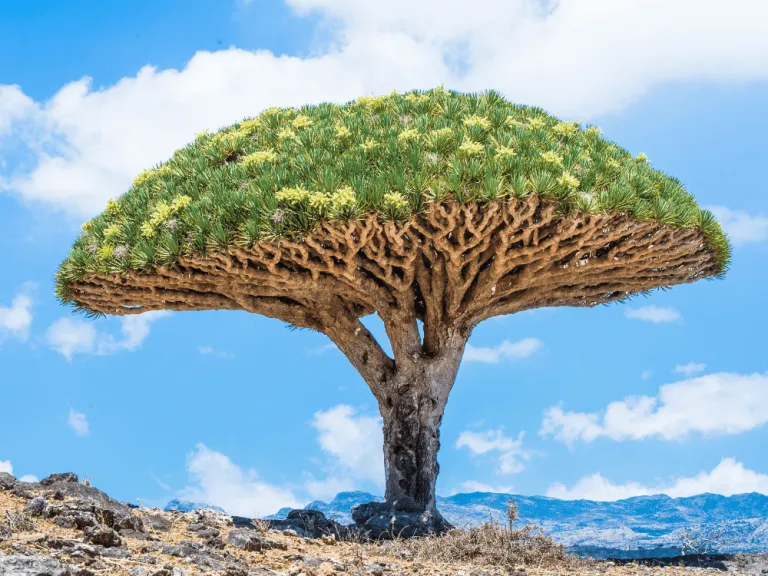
top-left (451, 480), bottom-right (515, 495)
top-left (68, 408), bottom-right (90, 437)
top-left (0, 85), bottom-right (37, 135)
top-left (624, 306), bottom-right (681, 323)
top-left (179, 443), bottom-right (303, 517)
top-left (674, 362), bottom-right (707, 376)
top-left (547, 458), bottom-right (768, 501)
top-left (311, 405), bottom-right (383, 482)
top-left (541, 372), bottom-right (768, 445)
top-left (456, 429), bottom-right (530, 474)
top-left (304, 476), bottom-right (356, 501)
top-left (641, 370), bottom-right (654, 381)
top-left (707, 206), bottom-right (768, 245)
top-left (198, 345), bottom-right (235, 358)
top-left (307, 343), bottom-right (338, 356)
top-left (19, 475), bottom-right (38, 483)
top-left (4, 0), bottom-right (768, 215)
top-left (0, 289), bottom-right (33, 342)
top-left (46, 311), bottom-right (170, 360)
top-left (0, 460), bottom-right (12, 474)
top-left (464, 337), bottom-right (542, 363)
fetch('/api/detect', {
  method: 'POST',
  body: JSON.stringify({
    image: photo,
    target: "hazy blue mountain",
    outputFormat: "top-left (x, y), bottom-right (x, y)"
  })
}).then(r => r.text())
top-left (268, 491), bottom-right (768, 557)
top-left (164, 499), bottom-right (226, 514)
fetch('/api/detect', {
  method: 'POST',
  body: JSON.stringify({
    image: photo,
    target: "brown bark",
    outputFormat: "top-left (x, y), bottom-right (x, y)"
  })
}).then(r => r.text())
top-left (64, 198), bottom-right (721, 515)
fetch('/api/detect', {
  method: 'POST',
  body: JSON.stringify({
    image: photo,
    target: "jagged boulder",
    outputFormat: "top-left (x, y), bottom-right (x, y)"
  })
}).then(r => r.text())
top-left (266, 509), bottom-right (344, 539)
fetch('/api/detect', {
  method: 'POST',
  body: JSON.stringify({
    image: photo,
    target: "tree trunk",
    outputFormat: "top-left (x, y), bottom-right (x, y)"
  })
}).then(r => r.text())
top-left (377, 339), bottom-right (465, 524)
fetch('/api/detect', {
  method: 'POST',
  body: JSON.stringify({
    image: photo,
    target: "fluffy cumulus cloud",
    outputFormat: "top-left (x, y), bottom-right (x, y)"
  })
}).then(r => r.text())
top-left (311, 405), bottom-right (383, 483)
top-left (464, 337), bottom-right (542, 363)
top-left (67, 409), bottom-right (90, 437)
top-left (624, 306), bottom-right (681, 323)
top-left (707, 206), bottom-right (768, 246)
top-left (0, 287), bottom-right (34, 342)
top-left (541, 372), bottom-right (768, 445)
top-left (46, 310), bottom-right (170, 360)
top-left (547, 458), bottom-right (768, 501)
top-left (3, 0), bottom-right (768, 216)
top-left (178, 444), bottom-right (303, 517)
top-left (0, 460), bottom-right (12, 474)
top-left (456, 429), bottom-right (530, 474)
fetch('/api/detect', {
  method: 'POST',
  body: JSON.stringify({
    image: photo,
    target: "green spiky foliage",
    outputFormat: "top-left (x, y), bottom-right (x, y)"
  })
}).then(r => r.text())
top-left (56, 87), bottom-right (730, 310)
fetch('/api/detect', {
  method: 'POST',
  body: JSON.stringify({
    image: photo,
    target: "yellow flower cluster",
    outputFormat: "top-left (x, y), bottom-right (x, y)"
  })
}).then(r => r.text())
top-left (308, 192), bottom-right (333, 215)
top-left (105, 199), bottom-right (121, 218)
top-left (382, 191), bottom-right (409, 215)
top-left (261, 107), bottom-right (282, 117)
top-left (636, 152), bottom-right (649, 162)
top-left (97, 244), bottom-right (115, 261)
top-left (291, 115), bottom-right (313, 130)
top-left (527, 117), bottom-right (546, 129)
top-left (540, 151), bottom-right (564, 167)
top-left (360, 138), bottom-right (379, 152)
top-left (458, 140), bottom-right (484, 156)
top-left (586, 125), bottom-right (602, 137)
top-left (277, 128), bottom-right (297, 141)
top-left (552, 122), bottom-right (580, 138)
top-left (495, 146), bottom-right (516, 159)
top-left (397, 128), bottom-right (420, 145)
top-left (404, 93), bottom-right (430, 105)
top-left (133, 165), bottom-right (172, 189)
top-left (463, 115), bottom-right (491, 130)
top-left (210, 129), bottom-right (248, 151)
top-left (357, 95), bottom-right (391, 112)
top-left (238, 118), bottom-right (261, 133)
top-left (558, 171), bottom-right (580, 189)
top-left (330, 186), bottom-right (357, 214)
top-left (505, 116), bottom-right (523, 128)
top-left (103, 224), bottom-right (121, 243)
top-left (140, 195), bottom-right (192, 238)
top-left (607, 158), bottom-right (622, 170)
top-left (241, 150), bottom-right (278, 169)
top-left (334, 124), bottom-right (352, 139)
top-left (275, 187), bottom-right (311, 207)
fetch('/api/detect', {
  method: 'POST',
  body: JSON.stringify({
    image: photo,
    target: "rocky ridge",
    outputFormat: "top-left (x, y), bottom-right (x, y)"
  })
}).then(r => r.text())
top-left (2, 472), bottom-right (766, 576)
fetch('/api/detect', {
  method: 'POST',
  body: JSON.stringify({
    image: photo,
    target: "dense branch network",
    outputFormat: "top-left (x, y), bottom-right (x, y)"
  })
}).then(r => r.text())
top-left (65, 197), bottom-right (718, 391)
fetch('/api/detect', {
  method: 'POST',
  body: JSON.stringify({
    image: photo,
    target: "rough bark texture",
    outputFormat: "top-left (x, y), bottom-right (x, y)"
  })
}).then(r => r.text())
top-left (63, 198), bottom-right (720, 518)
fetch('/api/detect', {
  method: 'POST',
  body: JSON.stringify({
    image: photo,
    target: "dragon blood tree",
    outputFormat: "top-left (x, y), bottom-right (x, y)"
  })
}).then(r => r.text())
top-left (56, 88), bottom-right (729, 534)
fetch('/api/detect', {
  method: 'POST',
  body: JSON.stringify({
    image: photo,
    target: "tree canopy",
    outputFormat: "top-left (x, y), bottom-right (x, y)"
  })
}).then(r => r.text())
top-left (56, 87), bottom-right (729, 317)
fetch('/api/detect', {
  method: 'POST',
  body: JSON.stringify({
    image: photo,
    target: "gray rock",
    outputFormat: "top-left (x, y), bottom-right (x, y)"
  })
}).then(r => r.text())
top-left (129, 568), bottom-right (150, 576)
top-left (24, 497), bottom-right (48, 517)
top-left (0, 553), bottom-right (71, 575)
top-left (227, 529), bottom-right (264, 552)
top-left (114, 511), bottom-right (145, 533)
top-left (144, 514), bottom-right (172, 532)
top-left (195, 528), bottom-right (220, 539)
top-left (83, 525), bottom-right (122, 547)
top-left (39, 473), bottom-right (79, 486)
top-left (0, 473), bottom-right (15, 491)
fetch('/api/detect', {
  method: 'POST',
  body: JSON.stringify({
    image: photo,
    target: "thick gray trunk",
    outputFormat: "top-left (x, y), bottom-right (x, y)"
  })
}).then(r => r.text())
top-left (378, 339), bottom-right (465, 516)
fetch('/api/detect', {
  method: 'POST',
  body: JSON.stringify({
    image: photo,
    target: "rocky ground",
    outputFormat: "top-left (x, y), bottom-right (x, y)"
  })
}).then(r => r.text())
top-left (1, 472), bottom-right (766, 576)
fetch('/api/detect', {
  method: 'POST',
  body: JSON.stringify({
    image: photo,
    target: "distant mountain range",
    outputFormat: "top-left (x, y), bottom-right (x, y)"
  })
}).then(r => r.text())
top-left (164, 498), bottom-right (226, 514)
top-left (266, 491), bottom-right (768, 558)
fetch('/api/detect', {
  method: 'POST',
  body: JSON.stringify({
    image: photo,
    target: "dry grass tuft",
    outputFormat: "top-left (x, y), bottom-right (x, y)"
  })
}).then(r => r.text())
top-left (2, 509), bottom-right (37, 533)
top-left (373, 501), bottom-right (584, 571)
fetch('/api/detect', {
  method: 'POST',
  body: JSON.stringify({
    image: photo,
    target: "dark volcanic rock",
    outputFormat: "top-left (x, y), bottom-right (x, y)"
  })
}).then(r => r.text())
top-left (0, 473), bottom-right (15, 491)
top-left (266, 509), bottom-right (344, 539)
top-left (40, 472), bottom-right (79, 486)
top-left (351, 499), bottom-right (453, 539)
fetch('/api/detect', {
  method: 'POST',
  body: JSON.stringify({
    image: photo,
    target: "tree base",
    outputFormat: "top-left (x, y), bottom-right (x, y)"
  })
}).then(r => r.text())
top-left (351, 498), bottom-right (454, 539)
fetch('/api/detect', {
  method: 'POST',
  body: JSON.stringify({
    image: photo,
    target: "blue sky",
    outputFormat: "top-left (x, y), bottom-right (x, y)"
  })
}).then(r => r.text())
top-left (1, 0), bottom-right (768, 517)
